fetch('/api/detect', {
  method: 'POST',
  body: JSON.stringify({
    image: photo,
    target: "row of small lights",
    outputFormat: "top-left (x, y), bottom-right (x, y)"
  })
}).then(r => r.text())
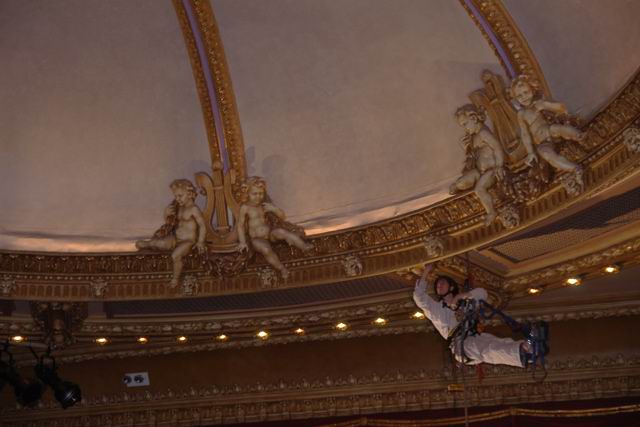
top-left (527, 264), bottom-right (621, 295)
top-left (87, 313), bottom-right (427, 345)
top-left (11, 265), bottom-right (623, 344)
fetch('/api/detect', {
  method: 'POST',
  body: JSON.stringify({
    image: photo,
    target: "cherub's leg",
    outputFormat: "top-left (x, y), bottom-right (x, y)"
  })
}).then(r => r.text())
top-left (450, 170), bottom-right (479, 194)
top-left (251, 238), bottom-right (289, 278)
top-left (550, 124), bottom-right (584, 142)
top-left (456, 333), bottom-right (524, 367)
top-left (537, 144), bottom-right (580, 173)
top-left (136, 235), bottom-right (175, 251)
top-left (474, 171), bottom-right (497, 225)
top-left (270, 228), bottom-right (313, 251)
top-left (170, 241), bottom-right (193, 286)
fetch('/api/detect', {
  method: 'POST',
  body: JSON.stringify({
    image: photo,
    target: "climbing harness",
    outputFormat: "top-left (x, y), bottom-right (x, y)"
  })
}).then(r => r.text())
top-left (452, 298), bottom-right (549, 382)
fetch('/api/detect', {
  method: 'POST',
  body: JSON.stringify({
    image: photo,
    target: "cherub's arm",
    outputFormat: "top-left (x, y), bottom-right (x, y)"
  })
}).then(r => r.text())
top-left (480, 128), bottom-right (504, 169)
top-left (262, 202), bottom-right (285, 220)
top-left (536, 100), bottom-right (568, 115)
top-left (517, 111), bottom-right (537, 165)
top-left (163, 202), bottom-right (177, 221)
top-left (237, 205), bottom-right (248, 248)
top-left (191, 206), bottom-right (207, 249)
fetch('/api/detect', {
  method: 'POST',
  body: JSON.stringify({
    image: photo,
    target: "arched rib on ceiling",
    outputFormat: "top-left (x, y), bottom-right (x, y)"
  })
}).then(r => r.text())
top-left (458, 0), bottom-right (551, 98)
top-left (173, 0), bottom-right (246, 181)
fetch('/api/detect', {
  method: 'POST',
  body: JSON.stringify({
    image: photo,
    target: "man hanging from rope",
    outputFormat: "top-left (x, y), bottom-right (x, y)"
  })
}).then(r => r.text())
top-left (413, 263), bottom-right (547, 369)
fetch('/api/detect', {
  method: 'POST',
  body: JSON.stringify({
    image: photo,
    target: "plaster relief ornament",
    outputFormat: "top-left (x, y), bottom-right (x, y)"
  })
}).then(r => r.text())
top-left (450, 105), bottom-right (508, 225)
top-left (258, 267), bottom-right (278, 289)
top-left (181, 275), bottom-right (198, 296)
top-left (237, 177), bottom-right (313, 279)
top-left (342, 255), bottom-right (363, 277)
top-left (510, 75), bottom-right (585, 193)
top-left (423, 236), bottom-right (444, 258)
top-left (622, 127), bottom-right (640, 154)
top-left (135, 179), bottom-right (207, 287)
top-left (496, 205), bottom-right (520, 230)
top-left (90, 279), bottom-right (108, 298)
top-left (0, 275), bottom-right (16, 296)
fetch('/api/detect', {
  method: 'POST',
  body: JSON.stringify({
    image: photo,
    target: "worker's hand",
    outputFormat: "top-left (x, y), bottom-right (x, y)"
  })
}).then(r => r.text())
top-left (422, 263), bottom-right (434, 277)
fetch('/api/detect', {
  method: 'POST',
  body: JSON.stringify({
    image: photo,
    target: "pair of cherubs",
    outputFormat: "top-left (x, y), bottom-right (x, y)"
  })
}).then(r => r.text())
top-left (450, 75), bottom-right (584, 225)
top-left (136, 177), bottom-right (312, 285)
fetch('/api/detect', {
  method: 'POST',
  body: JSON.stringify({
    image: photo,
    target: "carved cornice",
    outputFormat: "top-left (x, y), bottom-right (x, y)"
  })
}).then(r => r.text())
top-left (0, 73), bottom-right (639, 300)
top-left (173, 0), bottom-right (246, 184)
top-left (2, 354), bottom-right (639, 426)
top-left (504, 235), bottom-right (640, 292)
top-left (459, 0), bottom-right (551, 97)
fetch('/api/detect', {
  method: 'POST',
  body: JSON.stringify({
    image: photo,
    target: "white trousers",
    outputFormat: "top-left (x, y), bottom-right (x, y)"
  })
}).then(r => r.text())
top-left (451, 333), bottom-right (523, 367)
top-left (413, 278), bottom-right (523, 367)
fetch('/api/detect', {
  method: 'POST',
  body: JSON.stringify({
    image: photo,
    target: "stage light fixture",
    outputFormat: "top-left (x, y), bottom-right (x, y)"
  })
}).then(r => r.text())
top-left (34, 353), bottom-right (82, 409)
top-left (0, 345), bottom-right (44, 408)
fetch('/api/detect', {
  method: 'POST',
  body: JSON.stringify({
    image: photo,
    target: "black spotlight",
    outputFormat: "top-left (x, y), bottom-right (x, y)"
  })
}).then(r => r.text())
top-left (34, 353), bottom-right (81, 409)
top-left (0, 347), bottom-right (45, 407)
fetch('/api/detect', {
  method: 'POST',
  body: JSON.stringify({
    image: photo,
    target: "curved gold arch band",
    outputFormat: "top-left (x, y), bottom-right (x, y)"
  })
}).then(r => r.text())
top-left (459, 0), bottom-right (552, 98)
top-left (172, 0), bottom-right (247, 182)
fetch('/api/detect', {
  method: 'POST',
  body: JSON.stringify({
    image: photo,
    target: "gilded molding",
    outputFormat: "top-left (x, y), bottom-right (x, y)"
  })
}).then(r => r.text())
top-left (504, 235), bottom-right (640, 291)
top-left (172, 0), bottom-right (247, 185)
top-left (2, 354), bottom-right (639, 426)
top-left (459, 0), bottom-right (551, 97)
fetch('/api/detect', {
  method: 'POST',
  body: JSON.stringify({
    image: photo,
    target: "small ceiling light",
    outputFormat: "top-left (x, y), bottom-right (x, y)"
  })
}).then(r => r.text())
top-left (136, 337), bottom-right (148, 344)
top-left (216, 334), bottom-right (228, 341)
top-left (335, 322), bottom-right (348, 331)
top-left (527, 287), bottom-right (541, 295)
top-left (566, 276), bottom-right (582, 286)
top-left (294, 328), bottom-right (305, 335)
top-left (256, 330), bottom-right (269, 340)
top-left (604, 264), bottom-right (620, 274)
top-left (412, 311), bottom-right (425, 319)
top-left (10, 335), bottom-right (25, 343)
top-left (373, 317), bottom-right (387, 326)
top-left (177, 336), bottom-right (188, 343)
top-left (95, 337), bottom-right (108, 345)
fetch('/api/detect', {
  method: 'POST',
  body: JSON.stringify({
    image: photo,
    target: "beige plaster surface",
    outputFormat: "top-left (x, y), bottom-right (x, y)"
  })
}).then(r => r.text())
top-left (0, 0), bottom-right (210, 251)
top-left (504, 0), bottom-right (640, 117)
top-left (213, 0), bottom-right (502, 233)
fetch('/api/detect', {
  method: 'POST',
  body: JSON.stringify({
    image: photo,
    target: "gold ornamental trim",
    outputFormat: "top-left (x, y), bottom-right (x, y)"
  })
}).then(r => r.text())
top-left (459, 0), bottom-right (551, 97)
top-left (324, 404), bottom-right (640, 426)
top-left (2, 354), bottom-right (639, 426)
top-left (173, 0), bottom-right (247, 182)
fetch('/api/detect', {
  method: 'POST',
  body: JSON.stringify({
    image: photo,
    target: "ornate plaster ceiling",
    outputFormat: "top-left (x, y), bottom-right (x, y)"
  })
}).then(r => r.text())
top-left (2, 0), bottom-right (636, 254)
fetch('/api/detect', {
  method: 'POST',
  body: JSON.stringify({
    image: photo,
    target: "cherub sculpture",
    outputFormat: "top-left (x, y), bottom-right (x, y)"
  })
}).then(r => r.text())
top-left (450, 105), bottom-right (506, 225)
top-left (136, 179), bottom-right (206, 286)
top-left (237, 177), bottom-right (313, 279)
top-left (510, 75), bottom-right (584, 186)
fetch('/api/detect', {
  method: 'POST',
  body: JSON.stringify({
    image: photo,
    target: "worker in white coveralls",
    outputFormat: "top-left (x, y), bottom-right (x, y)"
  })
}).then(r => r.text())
top-left (413, 263), bottom-right (533, 367)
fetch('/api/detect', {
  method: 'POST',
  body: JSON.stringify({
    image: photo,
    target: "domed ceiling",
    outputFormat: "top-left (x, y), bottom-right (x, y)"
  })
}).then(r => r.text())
top-left (0, 0), bottom-right (639, 254)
